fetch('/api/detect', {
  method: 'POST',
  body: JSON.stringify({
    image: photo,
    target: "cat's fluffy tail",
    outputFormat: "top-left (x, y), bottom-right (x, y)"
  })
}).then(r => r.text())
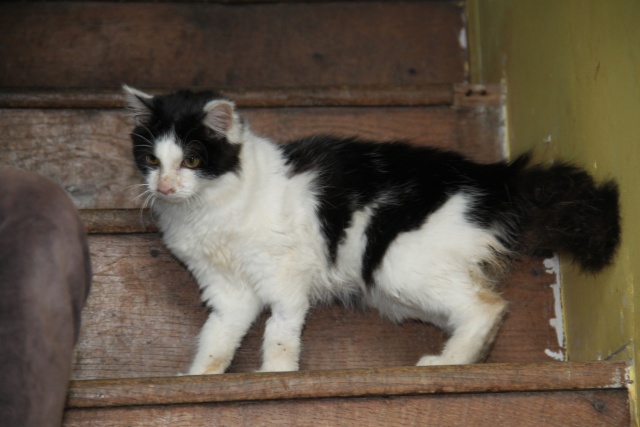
top-left (514, 154), bottom-right (621, 272)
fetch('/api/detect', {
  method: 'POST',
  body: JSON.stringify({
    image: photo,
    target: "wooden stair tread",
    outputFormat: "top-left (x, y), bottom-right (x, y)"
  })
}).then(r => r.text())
top-left (0, 85), bottom-right (496, 109)
top-left (0, 84), bottom-right (458, 109)
top-left (80, 209), bottom-right (157, 234)
top-left (67, 361), bottom-right (630, 408)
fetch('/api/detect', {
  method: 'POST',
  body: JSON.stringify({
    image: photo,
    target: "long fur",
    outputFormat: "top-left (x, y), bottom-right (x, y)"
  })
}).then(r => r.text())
top-left (124, 86), bottom-right (620, 374)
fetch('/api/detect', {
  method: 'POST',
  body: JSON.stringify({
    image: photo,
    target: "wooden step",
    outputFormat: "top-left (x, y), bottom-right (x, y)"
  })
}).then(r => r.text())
top-left (0, 85), bottom-right (454, 109)
top-left (72, 209), bottom-right (561, 380)
top-left (0, 84), bottom-right (503, 209)
top-left (0, 1), bottom-right (466, 89)
top-left (63, 362), bottom-right (630, 426)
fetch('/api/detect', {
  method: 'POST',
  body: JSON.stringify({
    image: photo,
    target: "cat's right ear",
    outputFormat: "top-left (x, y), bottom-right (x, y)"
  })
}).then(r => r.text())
top-left (203, 99), bottom-right (237, 137)
top-left (123, 85), bottom-right (154, 123)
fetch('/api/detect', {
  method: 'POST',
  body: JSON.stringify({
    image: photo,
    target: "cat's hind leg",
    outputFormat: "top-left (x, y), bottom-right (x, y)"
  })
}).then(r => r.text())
top-left (417, 286), bottom-right (507, 366)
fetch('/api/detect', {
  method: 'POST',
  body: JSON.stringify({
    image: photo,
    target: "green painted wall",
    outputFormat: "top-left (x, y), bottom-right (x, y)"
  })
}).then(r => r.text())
top-left (467, 0), bottom-right (640, 420)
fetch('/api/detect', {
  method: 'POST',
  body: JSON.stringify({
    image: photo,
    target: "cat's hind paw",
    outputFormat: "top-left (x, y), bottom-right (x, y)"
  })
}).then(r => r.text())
top-left (257, 359), bottom-right (299, 373)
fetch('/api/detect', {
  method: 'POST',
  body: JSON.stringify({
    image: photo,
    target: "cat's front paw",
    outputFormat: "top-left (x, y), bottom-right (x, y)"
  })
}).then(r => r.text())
top-left (188, 360), bottom-right (228, 376)
top-left (416, 355), bottom-right (450, 366)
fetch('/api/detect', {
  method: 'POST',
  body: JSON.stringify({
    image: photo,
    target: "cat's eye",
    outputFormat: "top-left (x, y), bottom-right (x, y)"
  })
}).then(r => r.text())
top-left (183, 157), bottom-right (201, 169)
top-left (145, 154), bottom-right (160, 166)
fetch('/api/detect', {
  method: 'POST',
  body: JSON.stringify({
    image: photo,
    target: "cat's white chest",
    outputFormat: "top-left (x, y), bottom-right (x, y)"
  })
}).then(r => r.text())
top-left (156, 204), bottom-right (284, 290)
top-left (165, 216), bottom-right (232, 263)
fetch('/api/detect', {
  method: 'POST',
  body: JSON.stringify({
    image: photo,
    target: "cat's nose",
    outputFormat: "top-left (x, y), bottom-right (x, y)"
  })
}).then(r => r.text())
top-left (158, 184), bottom-right (175, 195)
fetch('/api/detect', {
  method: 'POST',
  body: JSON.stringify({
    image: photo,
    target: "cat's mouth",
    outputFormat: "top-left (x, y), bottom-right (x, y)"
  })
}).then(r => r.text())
top-left (153, 188), bottom-right (196, 205)
top-left (154, 190), bottom-right (183, 202)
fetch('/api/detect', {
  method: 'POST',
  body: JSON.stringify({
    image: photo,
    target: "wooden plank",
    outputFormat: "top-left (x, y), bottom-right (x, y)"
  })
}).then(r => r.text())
top-left (49, 0), bottom-right (460, 3)
top-left (63, 390), bottom-right (629, 426)
top-left (0, 85), bottom-right (454, 109)
top-left (67, 361), bottom-right (629, 408)
top-left (80, 209), bottom-right (157, 234)
top-left (0, 104), bottom-right (502, 209)
top-left (0, 2), bottom-right (466, 88)
top-left (71, 234), bottom-right (562, 379)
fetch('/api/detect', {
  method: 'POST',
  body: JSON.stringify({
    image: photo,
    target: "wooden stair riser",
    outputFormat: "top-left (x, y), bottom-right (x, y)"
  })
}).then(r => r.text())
top-left (0, 2), bottom-right (466, 89)
top-left (62, 390), bottom-right (630, 427)
top-left (73, 233), bottom-right (563, 380)
top-left (0, 85), bottom-right (503, 209)
top-left (63, 361), bottom-right (631, 426)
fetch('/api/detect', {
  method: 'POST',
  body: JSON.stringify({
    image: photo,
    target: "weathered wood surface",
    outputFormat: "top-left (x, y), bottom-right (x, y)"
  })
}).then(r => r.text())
top-left (72, 233), bottom-right (562, 380)
top-left (40, 0), bottom-right (456, 3)
top-left (0, 2), bottom-right (466, 88)
top-left (67, 361), bottom-right (630, 408)
top-left (0, 88), bottom-right (503, 209)
top-left (0, 85), bottom-right (454, 109)
top-left (63, 390), bottom-right (629, 426)
top-left (80, 209), bottom-right (157, 234)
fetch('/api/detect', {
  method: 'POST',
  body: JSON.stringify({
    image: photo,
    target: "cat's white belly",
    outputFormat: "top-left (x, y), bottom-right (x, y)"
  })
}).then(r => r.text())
top-left (367, 193), bottom-right (505, 323)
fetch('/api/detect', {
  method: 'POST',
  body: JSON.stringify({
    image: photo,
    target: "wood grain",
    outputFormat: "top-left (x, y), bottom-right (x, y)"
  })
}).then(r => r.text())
top-left (80, 209), bottom-right (157, 234)
top-left (0, 2), bottom-right (466, 88)
top-left (0, 103), bottom-right (502, 209)
top-left (72, 234), bottom-right (562, 379)
top-left (63, 390), bottom-right (629, 426)
top-left (67, 361), bottom-right (630, 408)
top-left (0, 85), bottom-right (454, 109)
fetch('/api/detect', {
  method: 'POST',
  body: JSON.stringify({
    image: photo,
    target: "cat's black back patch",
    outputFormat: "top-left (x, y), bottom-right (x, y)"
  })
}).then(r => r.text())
top-left (281, 137), bottom-right (528, 286)
top-left (130, 90), bottom-right (240, 179)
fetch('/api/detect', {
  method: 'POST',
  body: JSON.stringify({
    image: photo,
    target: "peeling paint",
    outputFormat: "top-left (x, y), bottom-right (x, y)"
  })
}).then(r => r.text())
top-left (544, 255), bottom-right (565, 360)
top-left (625, 364), bottom-right (633, 386)
top-left (628, 364), bottom-right (638, 422)
top-left (459, 27), bottom-right (468, 50)
top-left (459, 11), bottom-right (468, 50)
top-left (498, 80), bottom-right (508, 159)
top-left (544, 349), bottom-right (564, 361)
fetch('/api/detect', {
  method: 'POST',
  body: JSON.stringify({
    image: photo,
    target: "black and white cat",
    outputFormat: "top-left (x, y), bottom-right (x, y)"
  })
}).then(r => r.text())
top-left (124, 86), bottom-right (620, 375)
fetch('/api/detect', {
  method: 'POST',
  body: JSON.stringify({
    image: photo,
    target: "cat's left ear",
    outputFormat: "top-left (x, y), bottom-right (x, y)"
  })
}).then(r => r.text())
top-left (123, 85), bottom-right (154, 123)
top-left (203, 99), bottom-right (237, 137)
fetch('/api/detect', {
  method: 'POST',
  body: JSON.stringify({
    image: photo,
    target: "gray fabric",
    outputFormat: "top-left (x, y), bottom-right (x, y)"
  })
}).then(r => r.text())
top-left (0, 168), bottom-right (91, 427)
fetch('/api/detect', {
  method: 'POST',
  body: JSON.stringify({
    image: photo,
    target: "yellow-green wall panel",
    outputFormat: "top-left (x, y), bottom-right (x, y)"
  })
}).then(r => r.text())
top-left (468, 0), bottom-right (639, 419)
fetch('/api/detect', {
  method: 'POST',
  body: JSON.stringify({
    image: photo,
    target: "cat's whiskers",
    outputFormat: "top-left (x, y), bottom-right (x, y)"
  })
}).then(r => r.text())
top-left (137, 191), bottom-right (156, 228)
top-left (193, 192), bottom-right (205, 208)
top-left (128, 185), bottom-right (156, 232)
top-left (184, 127), bottom-right (199, 144)
top-left (132, 133), bottom-right (154, 146)
top-left (149, 194), bottom-right (159, 212)
top-left (137, 123), bottom-right (155, 139)
top-left (185, 192), bottom-right (200, 211)
top-left (189, 192), bottom-right (206, 210)
top-left (124, 183), bottom-right (150, 194)
top-left (136, 189), bottom-right (153, 204)
top-left (141, 191), bottom-right (156, 211)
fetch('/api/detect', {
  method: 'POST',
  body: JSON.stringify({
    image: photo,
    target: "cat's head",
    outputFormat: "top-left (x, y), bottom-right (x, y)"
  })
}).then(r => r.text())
top-left (123, 85), bottom-right (243, 204)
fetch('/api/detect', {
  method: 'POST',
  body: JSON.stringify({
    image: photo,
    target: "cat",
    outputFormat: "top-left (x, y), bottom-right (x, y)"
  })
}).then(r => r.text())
top-left (123, 85), bottom-right (620, 375)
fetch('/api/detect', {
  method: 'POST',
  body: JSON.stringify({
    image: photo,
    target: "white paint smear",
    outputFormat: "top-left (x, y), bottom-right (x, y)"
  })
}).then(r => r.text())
top-left (458, 27), bottom-right (468, 50)
top-left (544, 255), bottom-right (565, 360)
